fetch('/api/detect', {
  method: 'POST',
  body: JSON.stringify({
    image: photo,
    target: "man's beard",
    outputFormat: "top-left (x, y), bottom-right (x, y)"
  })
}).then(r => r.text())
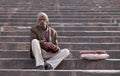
top-left (38, 22), bottom-right (47, 30)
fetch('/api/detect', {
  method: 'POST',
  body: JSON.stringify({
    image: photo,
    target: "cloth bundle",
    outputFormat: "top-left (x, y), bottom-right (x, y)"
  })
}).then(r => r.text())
top-left (80, 50), bottom-right (109, 60)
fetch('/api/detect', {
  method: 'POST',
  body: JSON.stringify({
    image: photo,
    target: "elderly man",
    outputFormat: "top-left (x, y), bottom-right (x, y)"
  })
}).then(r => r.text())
top-left (30, 12), bottom-right (70, 70)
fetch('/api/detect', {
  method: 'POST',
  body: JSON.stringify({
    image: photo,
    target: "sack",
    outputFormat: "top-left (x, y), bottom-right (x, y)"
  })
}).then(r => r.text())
top-left (80, 50), bottom-right (109, 60)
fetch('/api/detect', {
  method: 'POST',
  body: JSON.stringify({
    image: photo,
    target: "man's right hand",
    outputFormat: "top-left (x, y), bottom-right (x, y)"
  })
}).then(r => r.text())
top-left (45, 42), bottom-right (59, 53)
top-left (45, 42), bottom-right (54, 48)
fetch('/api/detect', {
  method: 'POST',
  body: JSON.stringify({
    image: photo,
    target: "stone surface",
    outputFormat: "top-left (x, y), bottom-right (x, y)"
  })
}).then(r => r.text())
top-left (0, 70), bottom-right (119, 76)
top-left (0, 59), bottom-right (119, 70)
top-left (0, 50), bottom-right (119, 59)
top-left (0, 0), bottom-right (120, 75)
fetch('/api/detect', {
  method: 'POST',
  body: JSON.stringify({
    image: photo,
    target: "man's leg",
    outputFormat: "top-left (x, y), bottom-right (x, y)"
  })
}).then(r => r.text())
top-left (46, 48), bottom-right (70, 69)
top-left (31, 39), bottom-right (44, 67)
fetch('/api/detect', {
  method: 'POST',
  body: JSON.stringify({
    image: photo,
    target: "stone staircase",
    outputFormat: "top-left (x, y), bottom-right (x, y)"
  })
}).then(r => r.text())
top-left (0, 0), bottom-right (120, 76)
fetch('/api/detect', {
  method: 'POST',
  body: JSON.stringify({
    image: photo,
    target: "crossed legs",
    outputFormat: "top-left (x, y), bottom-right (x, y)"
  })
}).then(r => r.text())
top-left (31, 39), bottom-right (70, 69)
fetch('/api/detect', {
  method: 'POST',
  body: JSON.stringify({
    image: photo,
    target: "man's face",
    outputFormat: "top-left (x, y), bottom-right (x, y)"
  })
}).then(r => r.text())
top-left (38, 16), bottom-right (47, 30)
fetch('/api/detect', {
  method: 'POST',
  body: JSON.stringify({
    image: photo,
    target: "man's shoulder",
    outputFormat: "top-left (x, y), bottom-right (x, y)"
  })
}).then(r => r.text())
top-left (49, 27), bottom-right (57, 32)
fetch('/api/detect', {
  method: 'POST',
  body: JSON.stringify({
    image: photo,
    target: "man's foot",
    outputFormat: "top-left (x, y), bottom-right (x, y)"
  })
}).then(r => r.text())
top-left (36, 65), bottom-right (45, 70)
top-left (45, 63), bottom-right (54, 70)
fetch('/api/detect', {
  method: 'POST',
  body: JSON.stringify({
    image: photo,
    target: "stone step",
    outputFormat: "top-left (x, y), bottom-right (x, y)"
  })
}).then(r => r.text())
top-left (0, 51), bottom-right (30, 58)
top-left (0, 3), bottom-right (88, 7)
top-left (0, 8), bottom-right (94, 11)
top-left (14, 8), bottom-right (120, 12)
top-left (0, 0), bottom-right (118, 5)
top-left (0, 18), bottom-right (116, 23)
top-left (0, 4), bottom-right (30, 7)
top-left (0, 3), bottom-right (31, 5)
top-left (0, 1), bottom-right (86, 6)
top-left (0, 0), bottom-right (86, 5)
top-left (1, 7), bottom-right (120, 12)
top-left (1, 6), bottom-right (88, 11)
top-left (0, 8), bottom-right (120, 15)
top-left (1, 12), bottom-right (120, 16)
top-left (0, 69), bottom-right (119, 76)
top-left (0, 12), bottom-right (120, 17)
top-left (0, 0), bottom-right (119, 7)
top-left (0, 31), bottom-right (120, 36)
top-left (56, 31), bottom-right (120, 36)
top-left (1, 15), bottom-right (119, 19)
top-left (0, 42), bottom-right (120, 50)
top-left (52, 26), bottom-right (120, 31)
top-left (0, 2), bottom-right (115, 8)
top-left (0, 58), bottom-right (119, 70)
top-left (9, 7), bottom-right (120, 10)
top-left (0, 3), bottom-right (119, 10)
top-left (0, 17), bottom-right (117, 21)
top-left (0, 0), bottom-right (56, 3)
top-left (1, 9), bottom-right (120, 13)
top-left (0, 22), bottom-right (118, 26)
top-left (0, 0), bottom-right (85, 4)
top-left (1, 25), bottom-right (120, 31)
top-left (0, 50), bottom-right (119, 59)
top-left (1, 12), bottom-right (120, 17)
top-left (0, 36), bottom-right (120, 43)
top-left (0, 1), bottom-right (86, 5)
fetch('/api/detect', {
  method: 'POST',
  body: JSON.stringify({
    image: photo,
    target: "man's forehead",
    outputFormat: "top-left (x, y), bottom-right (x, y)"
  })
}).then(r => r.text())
top-left (39, 16), bottom-right (46, 19)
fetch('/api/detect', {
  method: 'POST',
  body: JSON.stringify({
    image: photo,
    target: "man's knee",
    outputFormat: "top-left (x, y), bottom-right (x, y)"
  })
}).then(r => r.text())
top-left (60, 48), bottom-right (70, 56)
top-left (31, 39), bottom-right (41, 52)
top-left (31, 39), bottom-right (42, 54)
top-left (31, 39), bottom-right (39, 44)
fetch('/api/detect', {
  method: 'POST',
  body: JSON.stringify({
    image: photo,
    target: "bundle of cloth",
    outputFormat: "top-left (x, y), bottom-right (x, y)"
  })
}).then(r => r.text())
top-left (80, 50), bottom-right (109, 60)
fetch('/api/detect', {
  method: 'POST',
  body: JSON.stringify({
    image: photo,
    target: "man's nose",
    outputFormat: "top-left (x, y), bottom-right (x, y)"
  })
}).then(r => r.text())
top-left (40, 20), bottom-right (44, 22)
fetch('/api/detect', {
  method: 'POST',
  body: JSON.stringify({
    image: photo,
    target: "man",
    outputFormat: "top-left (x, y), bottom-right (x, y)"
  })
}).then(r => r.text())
top-left (30, 12), bottom-right (70, 70)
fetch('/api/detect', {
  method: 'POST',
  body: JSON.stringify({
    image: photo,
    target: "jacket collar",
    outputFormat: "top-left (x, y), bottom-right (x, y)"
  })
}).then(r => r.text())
top-left (37, 25), bottom-right (52, 42)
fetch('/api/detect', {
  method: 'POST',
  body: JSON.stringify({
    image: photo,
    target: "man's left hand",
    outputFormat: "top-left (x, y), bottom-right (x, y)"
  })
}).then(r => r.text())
top-left (51, 45), bottom-right (60, 53)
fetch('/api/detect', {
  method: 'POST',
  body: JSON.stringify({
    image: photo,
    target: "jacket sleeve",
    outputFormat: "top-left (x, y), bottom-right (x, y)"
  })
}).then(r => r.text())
top-left (30, 28), bottom-right (46, 58)
top-left (30, 28), bottom-right (47, 46)
top-left (54, 31), bottom-right (59, 45)
top-left (50, 27), bottom-right (59, 46)
top-left (30, 28), bottom-right (37, 42)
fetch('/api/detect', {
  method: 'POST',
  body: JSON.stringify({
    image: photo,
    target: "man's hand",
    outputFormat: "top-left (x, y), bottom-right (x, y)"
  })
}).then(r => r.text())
top-left (45, 42), bottom-right (54, 48)
top-left (51, 45), bottom-right (60, 53)
top-left (45, 42), bottom-right (60, 53)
